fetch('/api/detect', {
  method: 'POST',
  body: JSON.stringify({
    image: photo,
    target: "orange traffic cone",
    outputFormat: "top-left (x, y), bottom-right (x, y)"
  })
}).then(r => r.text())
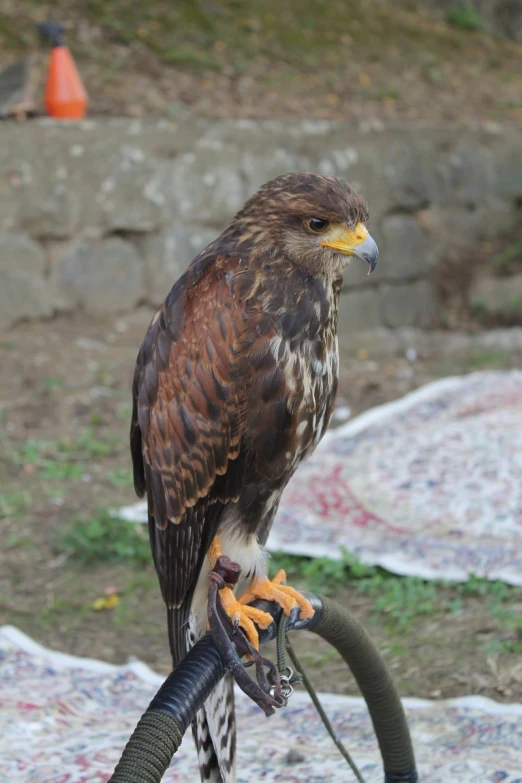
top-left (38, 22), bottom-right (87, 119)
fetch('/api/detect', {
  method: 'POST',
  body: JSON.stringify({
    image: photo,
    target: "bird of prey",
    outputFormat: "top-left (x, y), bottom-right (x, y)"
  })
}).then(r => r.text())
top-left (130, 172), bottom-right (378, 783)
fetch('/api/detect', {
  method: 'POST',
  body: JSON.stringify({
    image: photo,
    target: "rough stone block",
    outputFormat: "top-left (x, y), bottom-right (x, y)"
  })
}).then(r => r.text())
top-left (377, 214), bottom-right (432, 280)
top-left (0, 234), bottom-right (54, 328)
top-left (469, 274), bottom-right (522, 313)
top-left (497, 147), bottom-right (522, 200)
top-left (52, 238), bottom-right (144, 316)
top-left (382, 141), bottom-right (449, 211)
top-left (342, 253), bottom-right (379, 289)
top-left (163, 152), bottom-right (246, 226)
top-left (240, 148), bottom-right (312, 196)
top-left (343, 213), bottom-right (436, 289)
top-left (143, 224), bottom-right (216, 305)
top-left (421, 201), bottom-right (521, 282)
top-left (95, 149), bottom-right (167, 233)
top-left (445, 142), bottom-right (497, 207)
top-left (380, 280), bottom-right (438, 328)
top-left (337, 287), bottom-right (382, 337)
top-left (0, 120), bottom-right (521, 333)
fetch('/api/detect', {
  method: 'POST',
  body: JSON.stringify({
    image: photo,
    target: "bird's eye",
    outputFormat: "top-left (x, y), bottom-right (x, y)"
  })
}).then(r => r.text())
top-left (307, 217), bottom-right (330, 234)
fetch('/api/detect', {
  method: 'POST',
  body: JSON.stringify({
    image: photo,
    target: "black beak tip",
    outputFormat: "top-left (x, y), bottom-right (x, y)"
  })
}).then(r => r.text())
top-left (367, 250), bottom-right (378, 274)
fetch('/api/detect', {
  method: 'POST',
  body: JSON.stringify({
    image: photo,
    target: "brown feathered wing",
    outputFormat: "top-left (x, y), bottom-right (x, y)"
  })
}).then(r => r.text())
top-left (130, 254), bottom-right (269, 664)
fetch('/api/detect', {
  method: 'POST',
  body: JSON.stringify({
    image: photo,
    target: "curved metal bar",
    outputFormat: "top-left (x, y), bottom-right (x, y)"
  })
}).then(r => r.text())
top-left (109, 593), bottom-right (417, 783)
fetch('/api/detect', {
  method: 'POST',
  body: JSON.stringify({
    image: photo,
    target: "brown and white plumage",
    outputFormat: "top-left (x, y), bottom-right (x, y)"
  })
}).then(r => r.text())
top-left (130, 173), bottom-right (378, 783)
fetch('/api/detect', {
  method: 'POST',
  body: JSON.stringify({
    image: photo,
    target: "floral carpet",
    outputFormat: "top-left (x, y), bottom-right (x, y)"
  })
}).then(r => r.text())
top-left (119, 371), bottom-right (522, 585)
top-left (2, 625), bottom-right (522, 783)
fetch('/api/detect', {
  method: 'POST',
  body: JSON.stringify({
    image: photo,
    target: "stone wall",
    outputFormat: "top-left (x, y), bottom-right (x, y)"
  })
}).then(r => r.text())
top-left (1, 118), bottom-right (521, 332)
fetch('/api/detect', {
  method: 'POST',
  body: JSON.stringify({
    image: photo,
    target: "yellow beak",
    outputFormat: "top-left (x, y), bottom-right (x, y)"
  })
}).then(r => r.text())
top-left (321, 222), bottom-right (379, 273)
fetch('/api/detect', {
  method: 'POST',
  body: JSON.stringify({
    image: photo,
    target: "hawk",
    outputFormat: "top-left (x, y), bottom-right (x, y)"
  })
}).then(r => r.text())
top-left (130, 173), bottom-right (378, 783)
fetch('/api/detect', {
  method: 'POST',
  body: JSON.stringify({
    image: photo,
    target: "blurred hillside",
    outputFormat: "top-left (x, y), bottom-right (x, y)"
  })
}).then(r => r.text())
top-left (1, 0), bottom-right (522, 123)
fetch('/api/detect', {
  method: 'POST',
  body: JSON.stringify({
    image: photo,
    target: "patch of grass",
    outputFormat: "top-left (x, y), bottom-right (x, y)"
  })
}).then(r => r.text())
top-left (41, 461), bottom-right (84, 480)
top-left (6, 534), bottom-right (35, 550)
top-left (95, 368), bottom-right (119, 388)
top-left (357, 574), bottom-right (439, 628)
top-left (56, 510), bottom-right (151, 565)
top-left (446, 4), bottom-right (483, 31)
top-left (112, 571), bottom-right (159, 627)
top-left (464, 349), bottom-right (511, 369)
top-left (300, 647), bottom-right (339, 666)
top-left (117, 404), bottom-right (133, 422)
top-left (379, 87), bottom-right (401, 100)
top-left (460, 349), bottom-right (511, 370)
top-left (10, 439), bottom-right (83, 479)
top-left (161, 44), bottom-right (223, 70)
top-left (10, 429), bottom-right (120, 480)
top-left (71, 428), bottom-right (120, 457)
top-left (42, 376), bottom-right (63, 391)
top-left (106, 467), bottom-right (134, 487)
top-left (270, 548), bottom-right (375, 595)
top-left (270, 552), bottom-right (522, 632)
top-left (271, 550), bottom-right (438, 629)
top-left (0, 491), bottom-right (30, 520)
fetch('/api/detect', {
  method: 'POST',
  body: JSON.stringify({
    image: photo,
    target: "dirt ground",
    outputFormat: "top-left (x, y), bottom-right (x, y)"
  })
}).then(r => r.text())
top-left (2, 310), bottom-right (522, 703)
top-left (2, 0), bottom-right (522, 125)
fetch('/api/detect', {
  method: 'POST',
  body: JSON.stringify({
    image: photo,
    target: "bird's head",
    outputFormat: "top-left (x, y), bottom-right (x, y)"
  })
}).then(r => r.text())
top-left (229, 172), bottom-right (378, 277)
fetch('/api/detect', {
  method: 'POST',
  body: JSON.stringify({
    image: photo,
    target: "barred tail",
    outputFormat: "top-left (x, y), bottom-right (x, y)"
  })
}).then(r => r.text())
top-left (169, 608), bottom-right (236, 783)
top-left (193, 673), bottom-right (236, 783)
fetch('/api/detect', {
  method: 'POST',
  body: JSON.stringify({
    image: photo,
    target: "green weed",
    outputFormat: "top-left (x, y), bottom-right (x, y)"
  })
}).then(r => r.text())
top-left (270, 552), bottom-right (522, 633)
top-left (56, 510), bottom-right (150, 565)
top-left (461, 349), bottom-right (511, 370)
top-left (0, 491), bottom-right (30, 520)
top-left (90, 412), bottom-right (105, 427)
top-left (42, 376), bottom-right (63, 391)
top-left (6, 534), bottom-right (34, 550)
top-left (106, 468), bottom-right (134, 487)
top-left (95, 368), bottom-right (118, 388)
top-left (117, 404), bottom-right (133, 422)
top-left (72, 428), bottom-right (120, 457)
top-left (12, 429), bottom-right (120, 478)
top-left (41, 462), bottom-right (84, 480)
top-left (446, 5), bottom-right (483, 31)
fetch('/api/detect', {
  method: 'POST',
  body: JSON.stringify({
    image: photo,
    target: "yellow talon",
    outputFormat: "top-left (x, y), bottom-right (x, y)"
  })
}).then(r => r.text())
top-left (207, 534), bottom-right (273, 649)
top-left (218, 584), bottom-right (273, 649)
top-left (238, 569), bottom-right (315, 621)
top-left (207, 536), bottom-right (314, 648)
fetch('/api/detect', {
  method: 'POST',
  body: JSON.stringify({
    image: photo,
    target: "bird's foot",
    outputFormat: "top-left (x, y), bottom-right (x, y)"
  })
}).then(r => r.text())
top-left (207, 555), bottom-right (283, 716)
top-left (218, 583), bottom-right (273, 650)
top-left (206, 536), bottom-right (273, 648)
top-left (238, 570), bottom-right (315, 623)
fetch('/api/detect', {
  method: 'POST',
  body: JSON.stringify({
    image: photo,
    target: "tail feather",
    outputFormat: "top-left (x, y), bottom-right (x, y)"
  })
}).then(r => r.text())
top-left (170, 608), bottom-right (236, 783)
top-left (192, 675), bottom-right (236, 783)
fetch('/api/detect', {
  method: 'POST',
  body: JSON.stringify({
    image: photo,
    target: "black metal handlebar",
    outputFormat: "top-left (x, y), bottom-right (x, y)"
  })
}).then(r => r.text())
top-left (109, 593), bottom-right (418, 783)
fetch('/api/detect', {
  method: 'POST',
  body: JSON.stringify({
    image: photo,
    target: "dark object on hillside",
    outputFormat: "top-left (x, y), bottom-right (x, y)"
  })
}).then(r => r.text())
top-left (0, 57), bottom-right (36, 119)
top-left (37, 22), bottom-right (66, 48)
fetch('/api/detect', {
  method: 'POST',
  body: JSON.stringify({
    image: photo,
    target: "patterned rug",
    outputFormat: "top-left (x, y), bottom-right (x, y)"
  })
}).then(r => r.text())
top-left (119, 371), bottom-right (522, 585)
top-left (1, 625), bottom-right (522, 783)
